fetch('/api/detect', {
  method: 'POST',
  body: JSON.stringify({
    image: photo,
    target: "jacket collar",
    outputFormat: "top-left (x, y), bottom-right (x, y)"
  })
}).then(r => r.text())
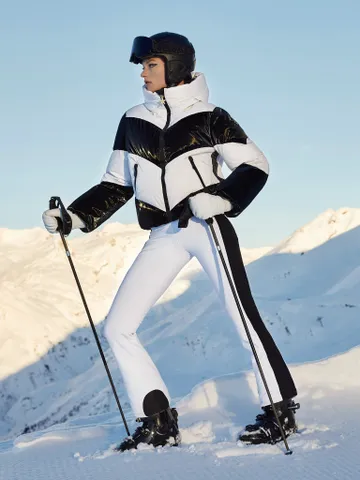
top-left (142, 73), bottom-right (209, 113)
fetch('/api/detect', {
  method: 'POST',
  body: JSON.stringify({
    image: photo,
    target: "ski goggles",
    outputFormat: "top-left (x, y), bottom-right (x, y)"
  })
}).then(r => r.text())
top-left (129, 36), bottom-right (158, 64)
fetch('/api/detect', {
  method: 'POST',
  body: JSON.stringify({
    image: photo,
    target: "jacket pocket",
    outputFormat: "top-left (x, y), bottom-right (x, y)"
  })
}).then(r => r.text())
top-left (188, 156), bottom-right (206, 187)
top-left (134, 164), bottom-right (138, 190)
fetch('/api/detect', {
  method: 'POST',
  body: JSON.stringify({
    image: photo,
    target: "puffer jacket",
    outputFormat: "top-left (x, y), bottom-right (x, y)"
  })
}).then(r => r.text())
top-left (68, 73), bottom-right (269, 231)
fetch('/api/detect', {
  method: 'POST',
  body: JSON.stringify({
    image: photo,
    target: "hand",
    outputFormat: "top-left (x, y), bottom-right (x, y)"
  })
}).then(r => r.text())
top-left (189, 192), bottom-right (232, 220)
top-left (42, 208), bottom-right (85, 234)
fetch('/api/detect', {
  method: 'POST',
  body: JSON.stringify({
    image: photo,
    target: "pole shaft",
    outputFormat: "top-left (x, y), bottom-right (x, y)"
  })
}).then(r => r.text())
top-left (58, 231), bottom-right (131, 437)
top-left (207, 219), bottom-right (292, 453)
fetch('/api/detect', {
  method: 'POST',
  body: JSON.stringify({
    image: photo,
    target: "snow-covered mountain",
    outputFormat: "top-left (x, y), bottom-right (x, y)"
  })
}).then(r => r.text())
top-left (271, 207), bottom-right (360, 254)
top-left (0, 221), bottom-right (272, 439)
top-left (1, 207), bottom-right (360, 480)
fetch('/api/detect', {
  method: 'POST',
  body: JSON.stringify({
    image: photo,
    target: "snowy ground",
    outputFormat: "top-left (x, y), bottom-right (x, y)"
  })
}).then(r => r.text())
top-left (2, 347), bottom-right (360, 479)
top-left (1, 207), bottom-right (360, 479)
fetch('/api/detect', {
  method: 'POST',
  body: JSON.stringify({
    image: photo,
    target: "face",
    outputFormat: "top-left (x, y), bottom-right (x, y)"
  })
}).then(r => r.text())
top-left (141, 57), bottom-right (167, 92)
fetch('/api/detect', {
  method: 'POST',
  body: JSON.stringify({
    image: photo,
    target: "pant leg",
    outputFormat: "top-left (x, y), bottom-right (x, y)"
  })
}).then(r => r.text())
top-left (189, 216), bottom-right (297, 407)
top-left (104, 226), bottom-right (191, 418)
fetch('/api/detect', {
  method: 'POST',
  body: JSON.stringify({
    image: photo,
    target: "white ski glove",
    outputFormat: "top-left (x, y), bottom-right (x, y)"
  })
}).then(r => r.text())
top-left (189, 192), bottom-right (232, 220)
top-left (42, 208), bottom-right (85, 234)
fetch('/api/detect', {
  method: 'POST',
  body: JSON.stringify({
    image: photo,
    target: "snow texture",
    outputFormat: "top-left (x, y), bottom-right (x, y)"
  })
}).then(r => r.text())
top-left (1, 207), bottom-right (360, 479)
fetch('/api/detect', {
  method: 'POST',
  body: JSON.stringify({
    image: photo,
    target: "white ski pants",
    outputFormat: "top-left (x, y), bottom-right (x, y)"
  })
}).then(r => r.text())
top-left (104, 216), bottom-right (296, 418)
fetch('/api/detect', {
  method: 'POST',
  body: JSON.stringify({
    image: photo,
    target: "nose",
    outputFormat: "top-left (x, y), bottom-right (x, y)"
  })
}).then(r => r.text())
top-left (141, 68), bottom-right (147, 78)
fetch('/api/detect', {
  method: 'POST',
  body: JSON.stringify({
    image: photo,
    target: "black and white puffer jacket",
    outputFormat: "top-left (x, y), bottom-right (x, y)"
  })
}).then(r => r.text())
top-left (68, 73), bottom-right (269, 232)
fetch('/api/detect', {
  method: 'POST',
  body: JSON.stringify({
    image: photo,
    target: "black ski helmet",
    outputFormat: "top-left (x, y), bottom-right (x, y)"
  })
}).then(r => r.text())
top-left (129, 32), bottom-right (196, 87)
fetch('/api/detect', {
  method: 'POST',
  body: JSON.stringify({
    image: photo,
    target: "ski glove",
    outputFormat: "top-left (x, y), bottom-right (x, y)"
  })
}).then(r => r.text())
top-left (42, 208), bottom-right (85, 234)
top-left (189, 192), bottom-right (232, 220)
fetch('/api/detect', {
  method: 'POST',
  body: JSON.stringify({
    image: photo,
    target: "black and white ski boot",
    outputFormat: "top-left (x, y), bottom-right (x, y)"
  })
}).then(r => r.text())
top-left (238, 399), bottom-right (300, 445)
top-left (116, 407), bottom-right (181, 452)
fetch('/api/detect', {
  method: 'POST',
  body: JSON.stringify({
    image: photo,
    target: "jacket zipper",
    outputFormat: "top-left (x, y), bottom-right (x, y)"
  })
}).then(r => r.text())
top-left (159, 95), bottom-right (172, 221)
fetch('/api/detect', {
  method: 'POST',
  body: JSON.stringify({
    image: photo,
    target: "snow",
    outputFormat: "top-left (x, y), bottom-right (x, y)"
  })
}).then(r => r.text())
top-left (1, 207), bottom-right (360, 479)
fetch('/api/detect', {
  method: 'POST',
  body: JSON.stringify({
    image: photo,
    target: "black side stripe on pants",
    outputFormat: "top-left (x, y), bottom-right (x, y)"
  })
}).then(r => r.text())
top-left (214, 215), bottom-right (297, 401)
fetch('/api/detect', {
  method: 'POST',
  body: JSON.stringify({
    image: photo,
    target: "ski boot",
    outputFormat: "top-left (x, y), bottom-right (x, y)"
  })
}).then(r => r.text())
top-left (238, 399), bottom-right (300, 445)
top-left (116, 407), bottom-right (181, 452)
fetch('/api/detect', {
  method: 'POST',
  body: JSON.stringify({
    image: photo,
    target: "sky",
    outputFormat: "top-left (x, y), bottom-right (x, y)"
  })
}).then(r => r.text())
top-left (0, 0), bottom-right (359, 247)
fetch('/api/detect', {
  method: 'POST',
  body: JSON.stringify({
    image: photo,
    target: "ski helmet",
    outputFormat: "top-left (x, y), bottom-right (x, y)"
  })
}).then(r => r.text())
top-left (129, 32), bottom-right (196, 87)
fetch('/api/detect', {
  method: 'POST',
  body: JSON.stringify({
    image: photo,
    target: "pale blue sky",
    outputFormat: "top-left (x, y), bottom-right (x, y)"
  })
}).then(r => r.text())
top-left (1, 0), bottom-right (359, 247)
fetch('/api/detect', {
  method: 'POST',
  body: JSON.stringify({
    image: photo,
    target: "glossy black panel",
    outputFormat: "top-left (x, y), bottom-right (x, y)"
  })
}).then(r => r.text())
top-left (211, 107), bottom-right (248, 145)
top-left (164, 112), bottom-right (213, 161)
top-left (215, 163), bottom-right (268, 217)
top-left (125, 117), bottom-right (162, 164)
top-left (68, 181), bottom-right (134, 232)
top-left (114, 109), bottom-right (249, 168)
top-left (119, 113), bottom-right (213, 165)
top-left (135, 198), bottom-right (186, 230)
top-left (113, 114), bottom-right (127, 150)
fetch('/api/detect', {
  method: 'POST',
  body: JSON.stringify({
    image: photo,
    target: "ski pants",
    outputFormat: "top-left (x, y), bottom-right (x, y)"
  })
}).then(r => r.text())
top-left (104, 216), bottom-right (297, 418)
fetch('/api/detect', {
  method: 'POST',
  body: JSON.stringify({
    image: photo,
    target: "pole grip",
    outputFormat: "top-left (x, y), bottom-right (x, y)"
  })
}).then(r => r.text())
top-left (49, 196), bottom-right (72, 236)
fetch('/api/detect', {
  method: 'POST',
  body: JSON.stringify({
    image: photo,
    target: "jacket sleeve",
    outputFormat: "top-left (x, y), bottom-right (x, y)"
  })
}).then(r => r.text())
top-left (210, 107), bottom-right (269, 217)
top-left (68, 115), bottom-right (134, 232)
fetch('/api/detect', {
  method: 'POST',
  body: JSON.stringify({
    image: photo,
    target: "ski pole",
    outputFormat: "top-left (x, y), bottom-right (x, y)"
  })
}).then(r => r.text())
top-left (49, 196), bottom-right (131, 437)
top-left (183, 161), bottom-right (293, 455)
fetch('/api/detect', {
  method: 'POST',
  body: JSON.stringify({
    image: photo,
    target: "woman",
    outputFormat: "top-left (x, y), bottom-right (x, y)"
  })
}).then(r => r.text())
top-left (43, 32), bottom-right (299, 451)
